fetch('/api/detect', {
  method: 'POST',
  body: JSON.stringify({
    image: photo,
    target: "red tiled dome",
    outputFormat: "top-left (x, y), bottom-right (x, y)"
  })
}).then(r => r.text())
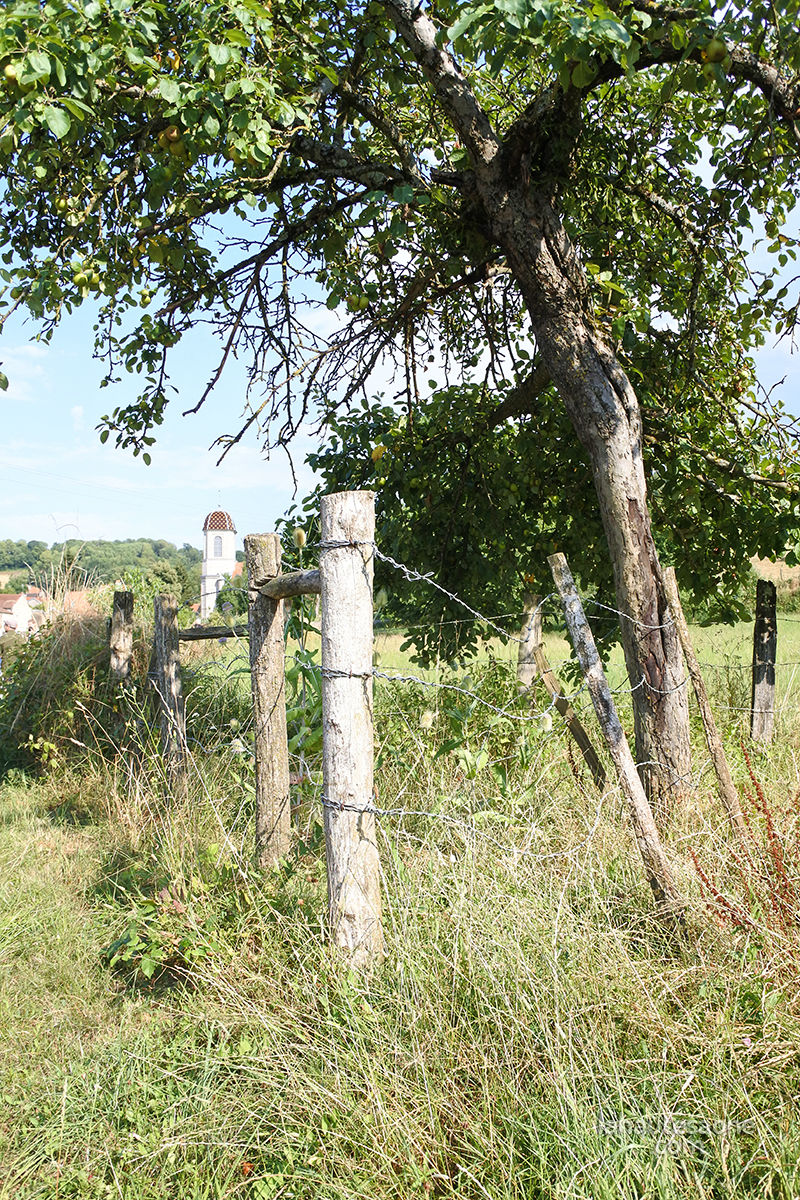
top-left (203, 510), bottom-right (236, 533)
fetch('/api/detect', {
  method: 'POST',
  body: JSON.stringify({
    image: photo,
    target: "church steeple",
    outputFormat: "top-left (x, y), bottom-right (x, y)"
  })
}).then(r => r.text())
top-left (200, 509), bottom-right (237, 618)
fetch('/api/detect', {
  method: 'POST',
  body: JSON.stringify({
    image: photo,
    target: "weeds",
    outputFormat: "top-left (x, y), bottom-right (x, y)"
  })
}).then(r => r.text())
top-left (4, 615), bottom-right (800, 1197)
top-left (692, 745), bottom-right (800, 979)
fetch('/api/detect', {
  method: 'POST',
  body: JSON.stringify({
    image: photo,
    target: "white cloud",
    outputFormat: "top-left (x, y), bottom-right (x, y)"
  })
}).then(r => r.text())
top-left (0, 343), bottom-right (49, 404)
top-left (70, 405), bottom-right (84, 430)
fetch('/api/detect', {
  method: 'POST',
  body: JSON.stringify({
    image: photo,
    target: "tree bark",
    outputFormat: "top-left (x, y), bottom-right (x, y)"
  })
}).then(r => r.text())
top-left (151, 593), bottom-right (188, 802)
top-left (751, 579), bottom-right (777, 743)
top-left (385, 0), bottom-right (692, 816)
top-left (245, 533), bottom-right (292, 869)
top-left (549, 553), bottom-right (685, 922)
top-left (109, 590), bottom-right (134, 683)
top-left (491, 192), bottom-right (691, 820)
top-left (319, 490), bottom-right (383, 968)
top-left (517, 591), bottom-right (541, 690)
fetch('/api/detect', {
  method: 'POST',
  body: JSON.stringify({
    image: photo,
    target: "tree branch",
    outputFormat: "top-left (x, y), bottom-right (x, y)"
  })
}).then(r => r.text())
top-left (383, 0), bottom-right (502, 173)
top-left (591, 41), bottom-right (799, 131)
top-left (487, 361), bottom-right (551, 426)
top-left (292, 132), bottom-right (411, 189)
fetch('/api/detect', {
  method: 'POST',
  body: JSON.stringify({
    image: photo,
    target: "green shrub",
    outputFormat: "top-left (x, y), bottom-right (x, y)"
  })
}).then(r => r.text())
top-left (0, 613), bottom-right (147, 776)
top-left (776, 580), bottom-right (800, 614)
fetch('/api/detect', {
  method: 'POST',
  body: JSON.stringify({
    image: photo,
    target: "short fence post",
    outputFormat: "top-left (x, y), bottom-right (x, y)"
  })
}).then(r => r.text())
top-left (663, 568), bottom-right (745, 836)
top-left (245, 533), bottom-right (291, 869)
top-left (548, 552), bottom-right (685, 923)
top-left (109, 590), bottom-right (134, 683)
top-left (517, 592), bottom-right (541, 690)
top-left (751, 579), bottom-right (777, 744)
top-left (319, 490), bottom-right (383, 967)
top-left (152, 593), bottom-right (188, 799)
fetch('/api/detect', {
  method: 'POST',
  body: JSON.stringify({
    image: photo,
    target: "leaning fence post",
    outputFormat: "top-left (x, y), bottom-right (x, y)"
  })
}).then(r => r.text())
top-left (109, 590), bottom-right (134, 683)
top-left (152, 593), bottom-right (188, 799)
top-left (751, 579), bottom-right (777, 744)
top-left (663, 568), bottom-right (745, 836)
top-left (245, 533), bottom-right (291, 869)
top-left (548, 553), bottom-right (686, 922)
top-left (517, 589), bottom-right (606, 790)
top-left (319, 490), bottom-right (383, 967)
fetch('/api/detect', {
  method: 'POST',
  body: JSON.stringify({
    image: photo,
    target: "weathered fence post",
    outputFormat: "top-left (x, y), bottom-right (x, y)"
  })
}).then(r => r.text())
top-left (517, 589), bottom-right (606, 788)
top-left (109, 590), bottom-right (134, 683)
top-left (319, 490), bottom-right (383, 967)
top-left (245, 533), bottom-right (291, 869)
top-left (517, 592), bottom-right (541, 690)
top-left (549, 553), bottom-right (686, 921)
top-left (751, 579), bottom-right (777, 744)
top-left (663, 568), bottom-right (745, 836)
top-left (152, 594), bottom-right (188, 799)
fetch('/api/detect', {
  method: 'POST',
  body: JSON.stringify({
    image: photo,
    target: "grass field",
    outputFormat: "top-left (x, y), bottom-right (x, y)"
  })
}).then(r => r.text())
top-left (2, 613), bottom-right (800, 1197)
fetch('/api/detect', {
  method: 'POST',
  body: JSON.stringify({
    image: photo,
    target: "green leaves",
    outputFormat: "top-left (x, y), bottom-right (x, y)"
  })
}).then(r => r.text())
top-left (42, 104), bottom-right (70, 137)
top-left (157, 77), bottom-right (181, 104)
top-left (447, 5), bottom-right (492, 42)
top-left (26, 50), bottom-right (51, 77)
top-left (0, 0), bottom-right (797, 614)
top-left (207, 42), bottom-right (232, 66)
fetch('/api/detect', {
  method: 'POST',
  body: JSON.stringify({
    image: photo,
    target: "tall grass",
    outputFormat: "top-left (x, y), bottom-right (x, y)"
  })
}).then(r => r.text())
top-left (1, 613), bottom-right (800, 1197)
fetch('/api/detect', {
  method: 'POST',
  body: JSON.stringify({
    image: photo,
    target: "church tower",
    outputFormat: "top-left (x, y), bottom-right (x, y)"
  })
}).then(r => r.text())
top-left (200, 509), bottom-right (237, 618)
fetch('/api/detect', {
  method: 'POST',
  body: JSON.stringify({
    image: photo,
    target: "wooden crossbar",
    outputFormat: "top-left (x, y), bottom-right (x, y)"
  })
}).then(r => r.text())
top-left (255, 568), bottom-right (321, 599)
top-left (178, 624), bottom-right (249, 641)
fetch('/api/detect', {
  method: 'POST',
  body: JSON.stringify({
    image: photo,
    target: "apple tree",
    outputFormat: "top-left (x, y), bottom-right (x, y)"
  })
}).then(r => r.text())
top-left (1, 0), bottom-right (799, 808)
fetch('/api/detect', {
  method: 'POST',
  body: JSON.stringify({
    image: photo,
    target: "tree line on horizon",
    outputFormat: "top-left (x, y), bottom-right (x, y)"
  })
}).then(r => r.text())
top-left (0, 537), bottom-right (204, 601)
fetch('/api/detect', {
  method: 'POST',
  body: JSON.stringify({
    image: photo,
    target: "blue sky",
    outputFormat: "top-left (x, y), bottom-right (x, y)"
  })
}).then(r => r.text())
top-left (2, 277), bottom-right (799, 555)
top-left (1, 302), bottom-right (322, 551)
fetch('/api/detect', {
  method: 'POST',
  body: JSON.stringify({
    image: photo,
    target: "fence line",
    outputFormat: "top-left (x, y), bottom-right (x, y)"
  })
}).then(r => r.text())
top-left (110, 493), bottom-right (800, 964)
top-left (153, 579), bottom-right (800, 734)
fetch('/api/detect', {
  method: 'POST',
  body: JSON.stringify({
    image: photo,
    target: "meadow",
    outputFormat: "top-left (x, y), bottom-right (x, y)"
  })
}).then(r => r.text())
top-left (1, 611), bottom-right (800, 1198)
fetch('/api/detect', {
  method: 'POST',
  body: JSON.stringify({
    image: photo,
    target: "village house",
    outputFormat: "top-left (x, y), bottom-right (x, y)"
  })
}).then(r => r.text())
top-left (0, 593), bottom-right (35, 635)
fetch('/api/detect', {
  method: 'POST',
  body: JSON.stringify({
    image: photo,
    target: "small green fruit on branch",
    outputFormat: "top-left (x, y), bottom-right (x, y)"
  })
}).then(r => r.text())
top-left (703, 37), bottom-right (727, 64)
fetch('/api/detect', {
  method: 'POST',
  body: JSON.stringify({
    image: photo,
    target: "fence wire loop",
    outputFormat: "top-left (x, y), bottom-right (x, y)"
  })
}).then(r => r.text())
top-left (317, 539), bottom-right (374, 552)
top-left (320, 667), bottom-right (373, 680)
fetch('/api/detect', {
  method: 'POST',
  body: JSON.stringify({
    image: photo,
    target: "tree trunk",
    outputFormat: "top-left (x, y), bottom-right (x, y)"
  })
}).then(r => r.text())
top-left (384, 0), bottom-right (691, 817)
top-left (491, 193), bottom-right (691, 818)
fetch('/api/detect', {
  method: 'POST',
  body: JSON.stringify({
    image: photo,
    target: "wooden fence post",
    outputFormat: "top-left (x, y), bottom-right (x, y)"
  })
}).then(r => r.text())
top-left (751, 579), bottom-right (777, 744)
top-left (548, 553), bottom-right (686, 921)
top-left (517, 592), bottom-right (541, 690)
top-left (152, 594), bottom-right (188, 799)
top-left (319, 490), bottom-right (383, 967)
top-left (109, 590), bottom-right (134, 683)
top-left (517, 591), bottom-right (607, 789)
top-left (245, 533), bottom-right (291, 869)
top-left (663, 568), bottom-right (745, 836)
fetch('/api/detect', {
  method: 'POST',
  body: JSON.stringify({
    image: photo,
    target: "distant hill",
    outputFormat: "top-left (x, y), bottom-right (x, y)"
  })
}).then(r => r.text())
top-left (0, 538), bottom-right (203, 603)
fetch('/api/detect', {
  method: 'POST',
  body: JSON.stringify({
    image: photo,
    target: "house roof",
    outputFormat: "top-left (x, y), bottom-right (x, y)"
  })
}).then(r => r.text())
top-left (203, 510), bottom-right (236, 533)
top-left (0, 594), bottom-right (26, 613)
top-left (62, 590), bottom-right (96, 615)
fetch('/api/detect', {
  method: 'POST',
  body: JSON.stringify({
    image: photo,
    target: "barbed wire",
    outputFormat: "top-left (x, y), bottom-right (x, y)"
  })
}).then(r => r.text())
top-left (163, 540), bottom-right (800, 791)
top-left (392, 611), bottom-right (530, 632)
top-left (585, 598), bottom-right (676, 631)
top-left (373, 668), bottom-right (568, 721)
top-left (314, 750), bottom-right (702, 844)
top-left (374, 547), bottom-right (555, 644)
